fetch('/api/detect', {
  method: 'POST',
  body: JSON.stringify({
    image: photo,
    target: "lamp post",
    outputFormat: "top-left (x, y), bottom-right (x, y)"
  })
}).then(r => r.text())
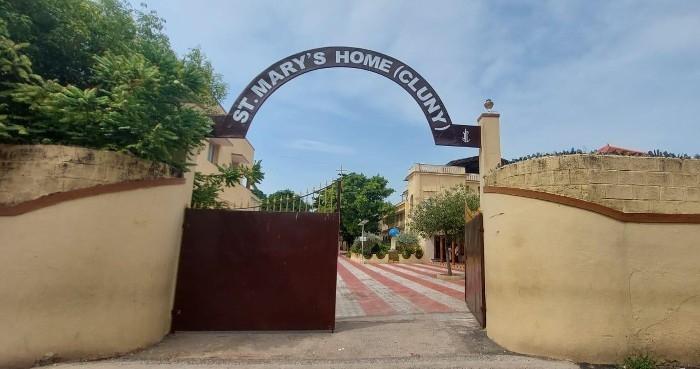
top-left (358, 219), bottom-right (368, 264)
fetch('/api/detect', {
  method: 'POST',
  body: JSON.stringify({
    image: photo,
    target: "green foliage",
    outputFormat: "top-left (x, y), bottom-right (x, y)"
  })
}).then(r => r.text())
top-left (243, 160), bottom-right (265, 189)
top-left (506, 148), bottom-right (587, 165)
top-left (396, 232), bottom-right (419, 248)
top-left (0, 0), bottom-right (227, 169)
top-left (620, 354), bottom-right (656, 369)
top-left (647, 149), bottom-right (700, 159)
top-left (410, 185), bottom-right (480, 241)
top-left (352, 233), bottom-right (382, 248)
top-left (350, 233), bottom-right (385, 257)
top-left (264, 189), bottom-right (307, 211)
top-left (506, 148), bottom-right (700, 165)
top-left (191, 165), bottom-right (244, 209)
top-left (375, 250), bottom-right (386, 259)
top-left (322, 172), bottom-right (394, 245)
top-left (250, 186), bottom-right (265, 200)
top-left (414, 248), bottom-right (424, 259)
top-left (401, 247), bottom-right (413, 259)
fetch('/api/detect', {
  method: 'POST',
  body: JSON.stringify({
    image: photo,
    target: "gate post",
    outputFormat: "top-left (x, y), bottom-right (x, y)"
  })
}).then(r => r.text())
top-left (477, 111), bottom-right (501, 194)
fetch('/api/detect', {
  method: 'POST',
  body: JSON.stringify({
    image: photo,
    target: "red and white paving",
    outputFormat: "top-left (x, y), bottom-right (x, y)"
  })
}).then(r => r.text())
top-left (335, 256), bottom-right (468, 319)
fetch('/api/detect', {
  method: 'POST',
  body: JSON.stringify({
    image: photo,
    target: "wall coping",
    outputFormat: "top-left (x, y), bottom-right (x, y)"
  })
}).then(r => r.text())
top-left (484, 186), bottom-right (700, 224)
top-left (0, 178), bottom-right (186, 216)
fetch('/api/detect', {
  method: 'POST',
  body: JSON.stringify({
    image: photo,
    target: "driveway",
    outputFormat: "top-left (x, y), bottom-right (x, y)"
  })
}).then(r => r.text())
top-left (336, 256), bottom-right (468, 319)
top-left (51, 257), bottom-right (578, 369)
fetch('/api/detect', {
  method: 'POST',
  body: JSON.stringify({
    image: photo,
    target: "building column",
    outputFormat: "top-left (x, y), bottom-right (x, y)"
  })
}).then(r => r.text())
top-left (478, 112), bottom-right (501, 194)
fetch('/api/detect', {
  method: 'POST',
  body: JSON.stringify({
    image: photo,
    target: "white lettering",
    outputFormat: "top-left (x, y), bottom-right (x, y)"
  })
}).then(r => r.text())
top-left (378, 58), bottom-right (393, 73)
top-left (313, 52), bottom-right (326, 65)
top-left (251, 79), bottom-right (272, 97)
top-left (363, 54), bottom-right (381, 69)
top-left (407, 77), bottom-right (420, 92)
top-left (423, 97), bottom-right (441, 113)
top-left (416, 86), bottom-right (433, 102)
top-left (336, 50), bottom-right (349, 63)
top-left (350, 51), bottom-right (364, 63)
top-left (232, 109), bottom-right (249, 123)
top-left (279, 61), bottom-right (296, 77)
top-left (292, 55), bottom-right (306, 70)
top-left (268, 70), bottom-right (284, 86)
top-left (237, 97), bottom-right (254, 110)
top-left (431, 110), bottom-right (447, 123)
top-left (398, 69), bottom-right (413, 84)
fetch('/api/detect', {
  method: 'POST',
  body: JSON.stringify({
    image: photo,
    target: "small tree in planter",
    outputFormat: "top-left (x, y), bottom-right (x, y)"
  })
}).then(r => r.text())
top-left (409, 185), bottom-right (479, 276)
top-left (352, 233), bottom-right (382, 257)
top-left (415, 248), bottom-right (424, 259)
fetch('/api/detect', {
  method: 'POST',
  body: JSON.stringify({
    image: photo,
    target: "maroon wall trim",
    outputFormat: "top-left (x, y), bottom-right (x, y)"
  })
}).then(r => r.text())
top-left (484, 186), bottom-right (700, 224)
top-left (0, 178), bottom-right (186, 216)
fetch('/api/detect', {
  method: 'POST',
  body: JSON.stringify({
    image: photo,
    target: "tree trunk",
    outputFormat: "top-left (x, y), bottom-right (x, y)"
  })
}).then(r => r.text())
top-left (446, 238), bottom-right (453, 276)
top-left (439, 236), bottom-right (445, 262)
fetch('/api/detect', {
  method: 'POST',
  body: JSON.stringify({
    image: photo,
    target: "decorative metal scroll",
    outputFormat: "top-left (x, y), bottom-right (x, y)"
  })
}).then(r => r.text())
top-left (214, 46), bottom-right (458, 145)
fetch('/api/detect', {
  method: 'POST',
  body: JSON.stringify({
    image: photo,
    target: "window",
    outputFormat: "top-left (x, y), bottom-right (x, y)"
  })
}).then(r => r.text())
top-left (207, 143), bottom-right (220, 164)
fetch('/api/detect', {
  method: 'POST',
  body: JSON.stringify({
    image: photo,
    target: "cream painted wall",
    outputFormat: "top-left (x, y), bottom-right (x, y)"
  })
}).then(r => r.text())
top-left (193, 138), bottom-right (260, 208)
top-left (0, 182), bottom-right (191, 368)
top-left (482, 192), bottom-right (700, 364)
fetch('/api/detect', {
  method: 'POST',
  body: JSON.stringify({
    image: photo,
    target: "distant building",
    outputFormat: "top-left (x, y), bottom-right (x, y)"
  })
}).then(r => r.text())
top-left (191, 105), bottom-right (261, 209)
top-left (597, 144), bottom-right (646, 156)
top-left (381, 157), bottom-right (481, 262)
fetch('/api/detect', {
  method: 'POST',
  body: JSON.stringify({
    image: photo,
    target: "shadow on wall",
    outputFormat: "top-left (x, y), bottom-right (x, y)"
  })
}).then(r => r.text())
top-left (0, 145), bottom-right (193, 368)
top-left (482, 154), bottom-right (700, 364)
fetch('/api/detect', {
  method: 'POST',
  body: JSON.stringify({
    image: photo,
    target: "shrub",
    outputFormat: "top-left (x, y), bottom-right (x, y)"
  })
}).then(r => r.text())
top-left (396, 232), bottom-right (419, 248)
top-left (376, 251), bottom-right (386, 259)
top-left (0, 1), bottom-right (227, 170)
top-left (620, 354), bottom-right (656, 369)
top-left (415, 248), bottom-right (424, 259)
top-left (401, 247), bottom-right (413, 259)
top-left (352, 233), bottom-right (382, 257)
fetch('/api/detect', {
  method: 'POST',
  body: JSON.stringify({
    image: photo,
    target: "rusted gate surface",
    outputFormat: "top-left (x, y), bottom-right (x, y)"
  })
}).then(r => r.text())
top-left (464, 212), bottom-right (486, 328)
top-left (172, 209), bottom-right (339, 331)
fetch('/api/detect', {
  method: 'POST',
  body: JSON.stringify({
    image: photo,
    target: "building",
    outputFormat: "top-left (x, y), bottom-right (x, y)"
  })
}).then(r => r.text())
top-left (191, 106), bottom-right (261, 209)
top-left (381, 157), bottom-right (481, 262)
top-left (596, 143), bottom-right (646, 156)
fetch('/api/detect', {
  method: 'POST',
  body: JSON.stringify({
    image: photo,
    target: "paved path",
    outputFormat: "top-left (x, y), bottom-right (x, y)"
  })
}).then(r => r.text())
top-left (50, 257), bottom-right (580, 369)
top-left (336, 257), bottom-right (467, 319)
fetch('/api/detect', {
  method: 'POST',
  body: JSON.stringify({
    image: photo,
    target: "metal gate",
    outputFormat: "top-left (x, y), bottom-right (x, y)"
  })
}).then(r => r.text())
top-left (172, 209), bottom-right (339, 331)
top-left (464, 212), bottom-right (486, 328)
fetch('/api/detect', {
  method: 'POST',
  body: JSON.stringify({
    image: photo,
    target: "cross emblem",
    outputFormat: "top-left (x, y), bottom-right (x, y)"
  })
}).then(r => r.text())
top-left (462, 128), bottom-right (470, 143)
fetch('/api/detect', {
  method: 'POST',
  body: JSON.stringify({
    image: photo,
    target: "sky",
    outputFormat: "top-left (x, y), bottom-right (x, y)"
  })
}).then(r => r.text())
top-left (133, 0), bottom-right (700, 202)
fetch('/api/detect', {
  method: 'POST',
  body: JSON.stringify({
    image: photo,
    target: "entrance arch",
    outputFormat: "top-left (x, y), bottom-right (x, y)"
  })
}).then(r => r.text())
top-left (215, 46), bottom-right (454, 143)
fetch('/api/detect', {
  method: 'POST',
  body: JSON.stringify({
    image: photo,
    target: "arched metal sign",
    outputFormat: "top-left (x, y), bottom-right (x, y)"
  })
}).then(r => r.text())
top-left (214, 46), bottom-right (476, 146)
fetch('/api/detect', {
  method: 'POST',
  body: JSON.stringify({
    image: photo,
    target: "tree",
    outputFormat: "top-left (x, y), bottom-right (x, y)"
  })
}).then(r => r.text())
top-left (0, 0), bottom-right (227, 169)
top-left (265, 189), bottom-right (308, 212)
top-left (243, 160), bottom-right (264, 189)
top-left (409, 185), bottom-right (479, 275)
top-left (320, 173), bottom-right (394, 245)
top-left (191, 165), bottom-right (244, 209)
top-left (191, 161), bottom-right (264, 209)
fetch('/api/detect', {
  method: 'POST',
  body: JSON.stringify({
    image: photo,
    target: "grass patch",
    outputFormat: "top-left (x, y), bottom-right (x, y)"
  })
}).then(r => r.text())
top-left (620, 354), bottom-right (656, 369)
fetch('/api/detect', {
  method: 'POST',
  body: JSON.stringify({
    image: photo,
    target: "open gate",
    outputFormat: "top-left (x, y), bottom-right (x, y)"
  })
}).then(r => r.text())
top-left (464, 212), bottom-right (486, 328)
top-left (172, 209), bottom-right (339, 331)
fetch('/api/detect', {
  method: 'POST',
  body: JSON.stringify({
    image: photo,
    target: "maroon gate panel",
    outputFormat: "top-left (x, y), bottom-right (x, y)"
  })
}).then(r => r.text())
top-left (172, 209), bottom-right (339, 331)
top-left (464, 212), bottom-right (486, 328)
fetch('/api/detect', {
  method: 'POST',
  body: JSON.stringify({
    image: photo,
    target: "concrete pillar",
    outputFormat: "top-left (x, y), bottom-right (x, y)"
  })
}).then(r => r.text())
top-left (478, 112), bottom-right (501, 193)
